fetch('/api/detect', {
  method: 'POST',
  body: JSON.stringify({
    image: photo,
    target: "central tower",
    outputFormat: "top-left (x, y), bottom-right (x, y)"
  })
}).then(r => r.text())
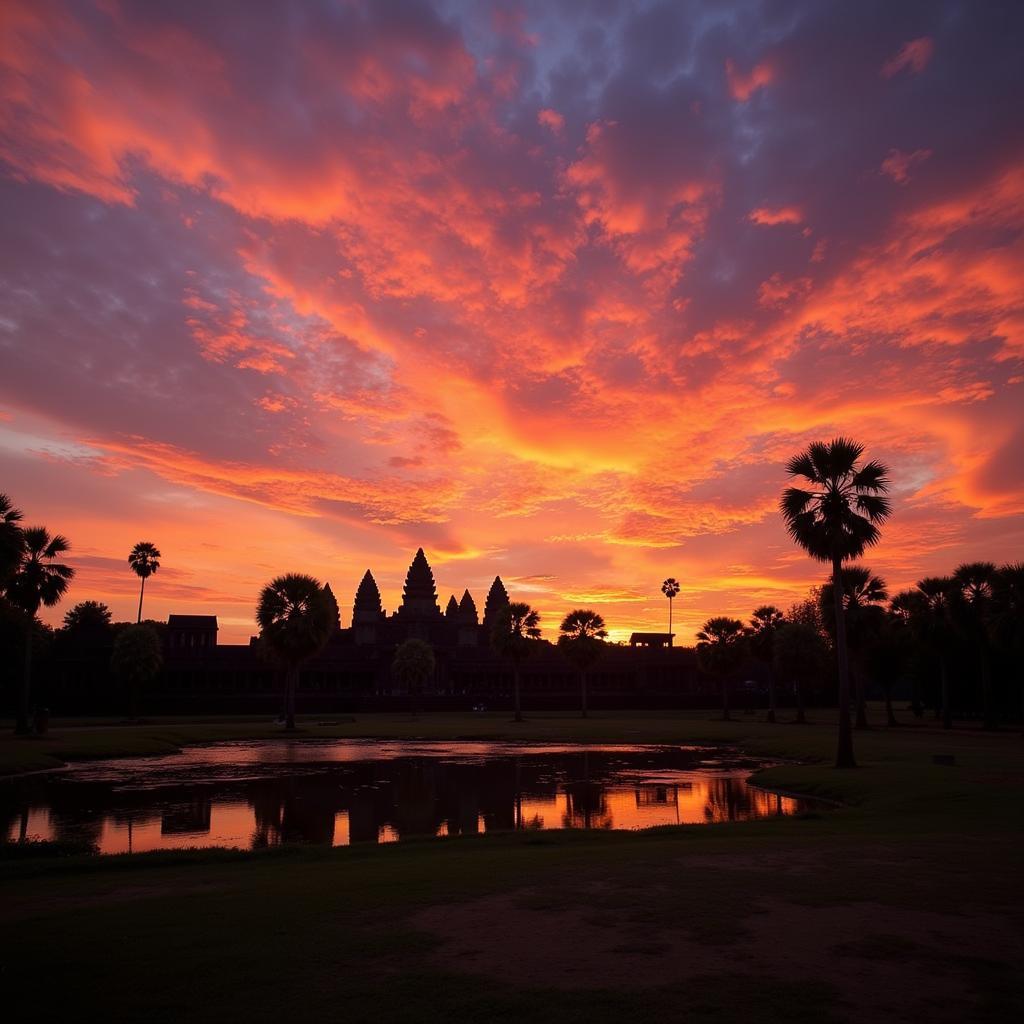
top-left (397, 548), bottom-right (442, 619)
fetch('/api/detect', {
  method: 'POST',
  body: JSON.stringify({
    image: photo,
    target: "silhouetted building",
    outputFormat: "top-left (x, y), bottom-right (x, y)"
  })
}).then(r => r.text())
top-left (167, 615), bottom-right (218, 650)
top-left (150, 550), bottom-right (705, 711)
top-left (629, 632), bottom-right (674, 648)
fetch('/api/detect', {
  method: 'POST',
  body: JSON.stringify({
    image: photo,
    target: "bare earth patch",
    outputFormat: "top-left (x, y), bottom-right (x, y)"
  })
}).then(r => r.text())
top-left (415, 887), bottom-right (1022, 1022)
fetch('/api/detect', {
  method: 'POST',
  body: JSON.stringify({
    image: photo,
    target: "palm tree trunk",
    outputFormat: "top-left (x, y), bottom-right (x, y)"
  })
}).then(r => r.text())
top-left (852, 664), bottom-right (869, 729)
top-left (668, 597), bottom-right (673, 646)
top-left (832, 557), bottom-right (856, 768)
top-left (767, 668), bottom-right (776, 724)
top-left (284, 664), bottom-right (298, 731)
top-left (721, 674), bottom-right (731, 721)
top-left (16, 622), bottom-right (33, 735)
top-left (137, 574), bottom-right (146, 624)
top-left (513, 664), bottom-right (522, 722)
top-left (581, 669), bottom-right (588, 718)
top-left (940, 657), bottom-right (952, 730)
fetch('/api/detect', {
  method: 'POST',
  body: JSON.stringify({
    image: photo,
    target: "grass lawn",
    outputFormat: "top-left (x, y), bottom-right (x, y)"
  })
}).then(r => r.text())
top-left (2, 709), bottom-right (1022, 1022)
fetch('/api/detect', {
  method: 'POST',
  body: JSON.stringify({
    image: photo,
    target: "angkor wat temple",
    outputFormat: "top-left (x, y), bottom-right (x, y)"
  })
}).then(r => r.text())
top-left (47, 549), bottom-right (723, 713)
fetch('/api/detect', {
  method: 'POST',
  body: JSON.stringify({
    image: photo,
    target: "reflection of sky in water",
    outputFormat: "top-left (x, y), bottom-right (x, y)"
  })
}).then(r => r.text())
top-left (4, 740), bottom-right (807, 854)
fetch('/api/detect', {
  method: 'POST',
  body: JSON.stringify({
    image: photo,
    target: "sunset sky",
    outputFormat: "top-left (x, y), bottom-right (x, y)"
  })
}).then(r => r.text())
top-left (1, 0), bottom-right (1022, 644)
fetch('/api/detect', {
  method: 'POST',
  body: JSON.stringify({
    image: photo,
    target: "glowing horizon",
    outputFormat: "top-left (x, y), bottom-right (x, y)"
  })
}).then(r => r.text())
top-left (1, 1), bottom-right (1022, 644)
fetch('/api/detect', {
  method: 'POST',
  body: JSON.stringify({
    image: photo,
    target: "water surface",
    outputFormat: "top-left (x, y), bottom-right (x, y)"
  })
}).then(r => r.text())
top-left (3, 739), bottom-right (809, 853)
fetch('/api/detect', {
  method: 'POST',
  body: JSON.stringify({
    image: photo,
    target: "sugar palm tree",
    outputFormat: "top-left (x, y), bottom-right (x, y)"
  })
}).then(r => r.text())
top-left (748, 606), bottom-right (785, 722)
top-left (819, 566), bottom-right (889, 729)
top-left (914, 577), bottom-right (956, 728)
top-left (5, 527), bottom-right (74, 734)
top-left (558, 609), bottom-right (608, 718)
top-left (491, 601), bottom-right (541, 723)
top-left (0, 493), bottom-right (24, 585)
top-left (696, 616), bottom-right (746, 721)
top-left (951, 562), bottom-right (997, 730)
top-left (392, 638), bottom-right (436, 715)
top-left (256, 574), bottom-right (334, 731)
top-left (781, 438), bottom-right (891, 768)
top-left (128, 541), bottom-right (161, 623)
top-left (661, 578), bottom-right (680, 643)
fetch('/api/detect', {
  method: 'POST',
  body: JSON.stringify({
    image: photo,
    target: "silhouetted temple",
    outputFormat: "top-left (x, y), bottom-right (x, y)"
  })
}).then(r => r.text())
top-left (44, 549), bottom-right (713, 714)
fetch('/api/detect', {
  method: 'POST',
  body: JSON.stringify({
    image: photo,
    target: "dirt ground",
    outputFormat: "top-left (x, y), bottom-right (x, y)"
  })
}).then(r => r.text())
top-left (415, 844), bottom-right (1024, 1022)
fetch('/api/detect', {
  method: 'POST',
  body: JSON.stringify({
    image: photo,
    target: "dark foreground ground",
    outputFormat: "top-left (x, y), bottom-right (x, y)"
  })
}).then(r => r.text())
top-left (1, 709), bottom-right (1022, 1023)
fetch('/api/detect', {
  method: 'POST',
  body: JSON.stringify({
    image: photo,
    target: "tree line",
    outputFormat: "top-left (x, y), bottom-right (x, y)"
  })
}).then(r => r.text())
top-left (5, 436), bottom-right (1021, 768)
top-left (1, 493), bottom-right (163, 732)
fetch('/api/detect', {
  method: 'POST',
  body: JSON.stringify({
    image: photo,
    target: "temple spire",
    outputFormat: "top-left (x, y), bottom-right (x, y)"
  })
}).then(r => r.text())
top-left (352, 569), bottom-right (384, 624)
top-left (482, 575), bottom-right (509, 633)
top-left (445, 594), bottom-right (459, 618)
top-left (398, 548), bottom-right (441, 618)
top-left (323, 582), bottom-right (341, 631)
top-left (458, 588), bottom-right (478, 625)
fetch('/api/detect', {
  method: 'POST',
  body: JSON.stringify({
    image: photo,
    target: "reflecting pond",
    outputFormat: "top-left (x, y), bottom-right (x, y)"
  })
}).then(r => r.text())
top-left (2, 740), bottom-right (812, 853)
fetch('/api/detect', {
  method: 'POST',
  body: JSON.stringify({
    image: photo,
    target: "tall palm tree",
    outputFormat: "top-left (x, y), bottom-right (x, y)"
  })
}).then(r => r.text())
top-left (819, 566), bottom-right (889, 729)
top-left (915, 577), bottom-right (956, 728)
top-left (256, 574), bottom-right (334, 731)
top-left (696, 616), bottom-right (746, 721)
top-left (558, 609), bottom-right (608, 718)
top-left (661, 578), bottom-right (680, 643)
top-left (5, 527), bottom-right (74, 734)
top-left (490, 601), bottom-right (541, 723)
top-left (952, 562), bottom-right (997, 730)
top-left (128, 541), bottom-right (161, 623)
top-left (748, 605), bottom-right (784, 723)
top-left (781, 438), bottom-right (891, 768)
top-left (0, 493), bottom-right (24, 585)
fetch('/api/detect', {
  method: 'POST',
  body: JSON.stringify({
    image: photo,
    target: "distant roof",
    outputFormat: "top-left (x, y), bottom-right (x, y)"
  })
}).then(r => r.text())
top-left (629, 632), bottom-right (674, 642)
top-left (168, 615), bottom-right (218, 629)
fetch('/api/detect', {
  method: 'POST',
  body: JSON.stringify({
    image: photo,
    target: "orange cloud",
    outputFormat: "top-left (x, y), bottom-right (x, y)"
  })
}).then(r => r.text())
top-left (881, 37), bottom-right (934, 78)
top-left (725, 58), bottom-right (775, 101)
top-left (749, 206), bottom-right (803, 226)
top-left (881, 148), bottom-right (932, 184)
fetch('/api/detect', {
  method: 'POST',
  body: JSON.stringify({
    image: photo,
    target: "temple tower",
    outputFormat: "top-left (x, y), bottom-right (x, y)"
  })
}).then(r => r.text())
top-left (482, 576), bottom-right (509, 638)
top-left (457, 589), bottom-right (479, 646)
top-left (323, 582), bottom-right (341, 633)
top-left (445, 594), bottom-right (459, 618)
top-left (352, 570), bottom-right (385, 645)
top-left (397, 548), bottom-right (442, 619)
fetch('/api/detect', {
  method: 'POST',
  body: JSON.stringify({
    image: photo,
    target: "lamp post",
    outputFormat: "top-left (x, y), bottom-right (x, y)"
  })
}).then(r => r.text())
top-left (661, 578), bottom-right (680, 646)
